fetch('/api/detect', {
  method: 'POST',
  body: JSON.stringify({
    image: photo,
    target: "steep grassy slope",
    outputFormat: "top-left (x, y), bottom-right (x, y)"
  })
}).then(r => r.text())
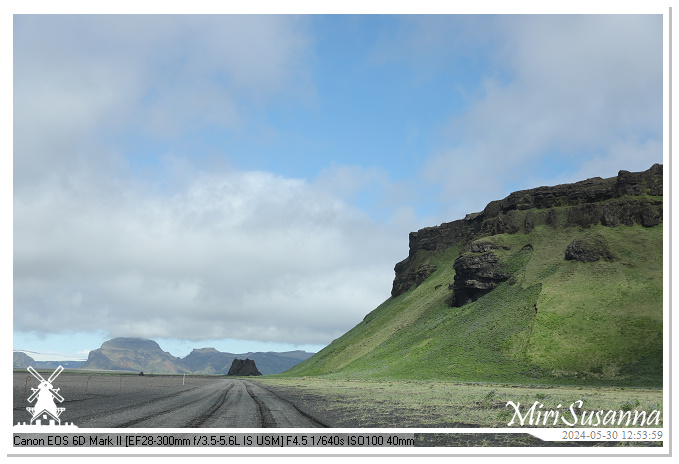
top-left (284, 203), bottom-right (662, 386)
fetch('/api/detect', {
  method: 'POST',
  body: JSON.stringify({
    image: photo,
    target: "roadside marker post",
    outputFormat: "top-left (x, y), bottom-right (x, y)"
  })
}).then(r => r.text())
top-left (22, 376), bottom-right (30, 402)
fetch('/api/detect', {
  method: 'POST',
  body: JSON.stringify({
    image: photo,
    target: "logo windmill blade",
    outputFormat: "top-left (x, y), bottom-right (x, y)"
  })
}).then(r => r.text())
top-left (49, 388), bottom-right (64, 403)
top-left (47, 365), bottom-right (64, 384)
top-left (27, 366), bottom-right (46, 383)
top-left (26, 387), bottom-right (40, 403)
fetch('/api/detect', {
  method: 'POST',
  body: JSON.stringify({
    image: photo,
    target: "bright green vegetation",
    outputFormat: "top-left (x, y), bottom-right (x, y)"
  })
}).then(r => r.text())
top-left (284, 215), bottom-right (663, 386)
top-left (256, 377), bottom-right (663, 429)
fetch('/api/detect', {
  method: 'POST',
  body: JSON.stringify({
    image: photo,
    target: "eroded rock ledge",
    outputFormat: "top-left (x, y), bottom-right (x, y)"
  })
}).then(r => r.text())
top-left (565, 237), bottom-right (615, 263)
top-left (452, 251), bottom-right (509, 307)
top-left (391, 164), bottom-right (663, 298)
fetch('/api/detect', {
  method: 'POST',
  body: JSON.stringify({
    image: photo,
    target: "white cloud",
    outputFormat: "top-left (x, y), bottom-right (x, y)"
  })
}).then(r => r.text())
top-left (13, 169), bottom-right (404, 345)
top-left (569, 137), bottom-right (664, 183)
top-left (13, 14), bottom-right (663, 352)
top-left (13, 15), bottom-right (414, 347)
top-left (421, 15), bottom-right (662, 221)
top-left (13, 15), bottom-right (314, 187)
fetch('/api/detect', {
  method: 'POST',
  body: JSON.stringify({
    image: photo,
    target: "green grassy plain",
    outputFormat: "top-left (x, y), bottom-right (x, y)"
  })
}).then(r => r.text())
top-left (257, 377), bottom-right (663, 429)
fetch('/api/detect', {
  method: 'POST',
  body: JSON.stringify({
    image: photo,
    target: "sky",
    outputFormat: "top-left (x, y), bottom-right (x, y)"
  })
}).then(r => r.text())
top-left (11, 11), bottom-right (666, 361)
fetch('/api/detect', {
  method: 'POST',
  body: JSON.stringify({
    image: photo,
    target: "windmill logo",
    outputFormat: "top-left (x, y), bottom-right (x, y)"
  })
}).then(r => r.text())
top-left (16, 365), bottom-right (77, 427)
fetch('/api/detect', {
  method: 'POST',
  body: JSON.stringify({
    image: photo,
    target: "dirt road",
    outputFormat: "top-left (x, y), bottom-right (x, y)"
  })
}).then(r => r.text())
top-left (13, 374), bottom-right (326, 428)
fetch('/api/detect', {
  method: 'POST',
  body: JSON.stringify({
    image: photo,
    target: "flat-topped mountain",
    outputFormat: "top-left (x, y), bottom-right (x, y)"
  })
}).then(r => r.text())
top-left (81, 337), bottom-right (190, 374)
top-left (285, 165), bottom-right (663, 386)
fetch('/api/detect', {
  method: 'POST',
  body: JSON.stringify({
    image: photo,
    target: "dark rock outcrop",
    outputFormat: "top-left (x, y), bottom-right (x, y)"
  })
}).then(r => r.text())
top-left (452, 252), bottom-right (509, 307)
top-left (565, 237), bottom-right (615, 263)
top-left (615, 164), bottom-right (663, 196)
top-left (227, 358), bottom-right (262, 376)
top-left (391, 164), bottom-right (663, 297)
top-left (180, 348), bottom-right (314, 375)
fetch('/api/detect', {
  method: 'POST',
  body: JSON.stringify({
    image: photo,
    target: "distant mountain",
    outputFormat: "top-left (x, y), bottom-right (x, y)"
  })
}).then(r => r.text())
top-left (240, 350), bottom-right (314, 375)
top-left (34, 360), bottom-right (85, 369)
top-left (77, 337), bottom-right (315, 375)
top-left (81, 337), bottom-right (190, 374)
top-left (180, 348), bottom-right (314, 375)
top-left (179, 347), bottom-right (227, 373)
top-left (13, 351), bottom-right (85, 370)
top-left (13, 351), bottom-right (34, 368)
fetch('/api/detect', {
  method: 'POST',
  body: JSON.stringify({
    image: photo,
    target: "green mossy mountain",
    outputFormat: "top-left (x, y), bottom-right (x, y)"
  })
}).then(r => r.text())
top-left (284, 165), bottom-right (663, 386)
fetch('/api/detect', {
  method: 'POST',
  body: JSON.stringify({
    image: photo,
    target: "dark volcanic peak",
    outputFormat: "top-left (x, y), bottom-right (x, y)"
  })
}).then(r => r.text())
top-left (227, 358), bottom-right (262, 376)
top-left (392, 164), bottom-right (663, 298)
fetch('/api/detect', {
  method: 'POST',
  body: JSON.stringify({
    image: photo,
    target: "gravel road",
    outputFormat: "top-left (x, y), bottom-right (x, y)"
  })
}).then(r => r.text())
top-left (13, 372), bottom-right (327, 428)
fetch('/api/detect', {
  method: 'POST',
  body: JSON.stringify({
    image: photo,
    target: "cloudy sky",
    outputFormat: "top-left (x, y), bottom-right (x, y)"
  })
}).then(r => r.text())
top-left (12, 12), bottom-right (665, 361)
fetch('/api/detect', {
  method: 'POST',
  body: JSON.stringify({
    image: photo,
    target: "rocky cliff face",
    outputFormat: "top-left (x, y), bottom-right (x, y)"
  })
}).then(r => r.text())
top-left (451, 244), bottom-right (510, 307)
top-left (392, 164), bottom-right (663, 299)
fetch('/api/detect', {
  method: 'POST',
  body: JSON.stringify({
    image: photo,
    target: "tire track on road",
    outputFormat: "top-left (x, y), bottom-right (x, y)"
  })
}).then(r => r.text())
top-left (245, 382), bottom-right (276, 427)
top-left (244, 380), bottom-right (328, 428)
top-left (67, 384), bottom-right (202, 409)
top-left (59, 385), bottom-right (206, 426)
top-left (183, 383), bottom-right (234, 428)
top-left (114, 385), bottom-right (226, 428)
top-left (19, 375), bottom-right (328, 428)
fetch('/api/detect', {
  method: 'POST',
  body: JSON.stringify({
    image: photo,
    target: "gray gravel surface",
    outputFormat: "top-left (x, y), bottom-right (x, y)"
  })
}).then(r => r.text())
top-left (13, 372), bottom-right (326, 428)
